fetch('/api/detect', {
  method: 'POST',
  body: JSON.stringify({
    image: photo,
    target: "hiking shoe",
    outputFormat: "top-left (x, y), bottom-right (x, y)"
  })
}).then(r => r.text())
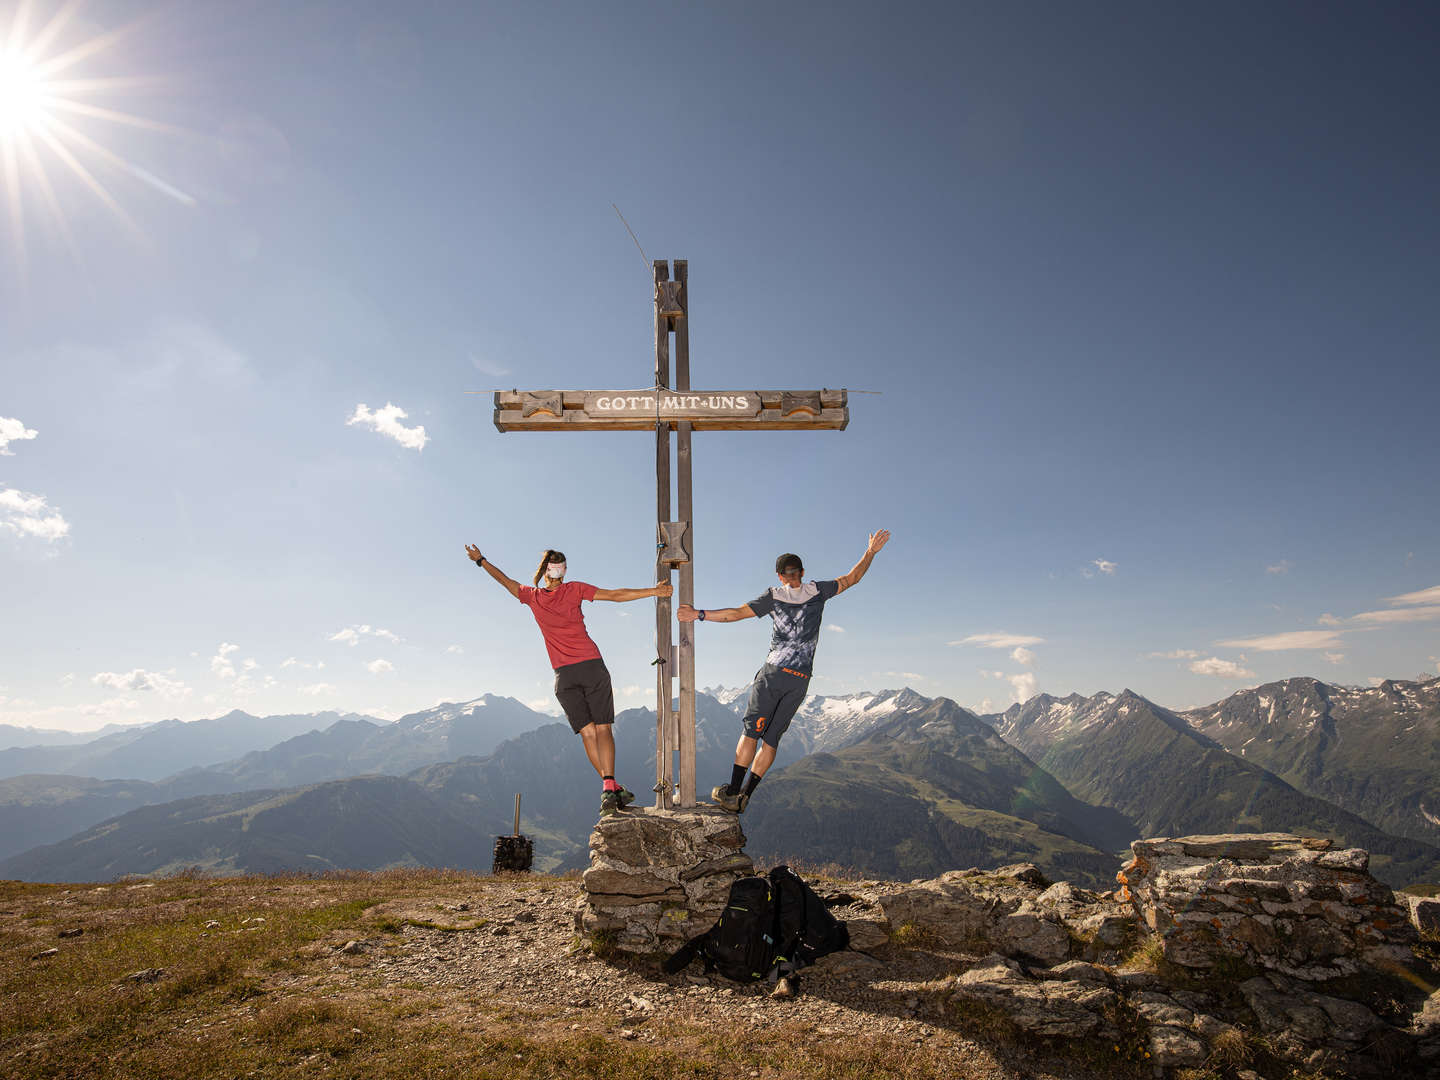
top-left (710, 784), bottom-right (732, 804)
top-left (599, 790), bottom-right (623, 816)
top-left (771, 976), bottom-right (798, 1000)
top-left (614, 785), bottom-right (635, 808)
top-left (713, 788), bottom-right (749, 814)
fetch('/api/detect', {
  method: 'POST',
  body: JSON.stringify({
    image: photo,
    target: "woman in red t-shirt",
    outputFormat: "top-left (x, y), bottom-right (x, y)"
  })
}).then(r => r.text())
top-left (465, 543), bottom-right (671, 815)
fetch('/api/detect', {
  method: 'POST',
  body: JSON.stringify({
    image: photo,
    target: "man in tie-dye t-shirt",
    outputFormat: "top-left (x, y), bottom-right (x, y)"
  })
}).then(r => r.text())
top-left (678, 529), bottom-right (891, 812)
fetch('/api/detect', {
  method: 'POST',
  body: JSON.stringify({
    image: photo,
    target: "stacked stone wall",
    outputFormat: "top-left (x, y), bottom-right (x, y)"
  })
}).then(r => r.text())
top-left (1116, 832), bottom-right (1419, 981)
top-left (577, 807), bottom-right (752, 955)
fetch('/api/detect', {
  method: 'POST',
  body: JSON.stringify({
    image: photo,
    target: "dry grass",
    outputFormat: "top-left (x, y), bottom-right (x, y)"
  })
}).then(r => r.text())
top-left (1, 871), bottom-right (992, 1080)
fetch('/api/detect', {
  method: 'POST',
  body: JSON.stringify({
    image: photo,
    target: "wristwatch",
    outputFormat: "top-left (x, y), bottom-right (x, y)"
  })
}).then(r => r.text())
top-left (697, 609), bottom-right (707, 621)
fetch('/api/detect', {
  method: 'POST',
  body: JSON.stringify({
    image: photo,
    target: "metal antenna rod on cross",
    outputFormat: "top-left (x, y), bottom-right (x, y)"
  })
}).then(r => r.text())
top-left (494, 261), bottom-right (848, 808)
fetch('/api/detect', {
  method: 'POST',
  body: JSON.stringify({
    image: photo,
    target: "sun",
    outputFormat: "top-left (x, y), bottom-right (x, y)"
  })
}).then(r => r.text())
top-left (1, 0), bottom-right (191, 275)
top-left (0, 48), bottom-right (48, 137)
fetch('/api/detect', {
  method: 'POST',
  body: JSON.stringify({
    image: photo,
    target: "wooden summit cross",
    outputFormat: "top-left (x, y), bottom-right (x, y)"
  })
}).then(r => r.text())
top-left (494, 260), bottom-right (848, 809)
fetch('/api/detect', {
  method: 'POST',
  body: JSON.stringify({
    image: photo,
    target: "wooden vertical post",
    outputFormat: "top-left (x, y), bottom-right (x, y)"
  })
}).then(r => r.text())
top-left (673, 260), bottom-right (696, 808)
top-left (653, 260), bottom-right (675, 810)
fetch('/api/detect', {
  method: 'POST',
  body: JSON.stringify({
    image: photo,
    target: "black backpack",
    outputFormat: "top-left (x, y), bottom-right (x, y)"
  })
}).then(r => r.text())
top-left (664, 866), bottom-right (850, 982)
top-left (769, 864), bottom-right (849, 969)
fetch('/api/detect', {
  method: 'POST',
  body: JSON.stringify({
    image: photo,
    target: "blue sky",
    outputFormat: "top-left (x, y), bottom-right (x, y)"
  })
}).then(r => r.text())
top-left (2, 0), bottom-right (1438, 732)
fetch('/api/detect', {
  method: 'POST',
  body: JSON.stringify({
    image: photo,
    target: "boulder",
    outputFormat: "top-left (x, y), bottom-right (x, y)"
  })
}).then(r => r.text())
top-left (577, 807), bottom-right (754, 955)
top-left (951, 956), bottom-right (1117, 1038)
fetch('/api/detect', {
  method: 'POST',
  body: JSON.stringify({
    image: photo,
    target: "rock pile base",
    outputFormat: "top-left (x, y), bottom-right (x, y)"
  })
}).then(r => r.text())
top-left (1117, 832), bottom-right (1419, 981)
top-left (577, 807), bottom-right (752, 955)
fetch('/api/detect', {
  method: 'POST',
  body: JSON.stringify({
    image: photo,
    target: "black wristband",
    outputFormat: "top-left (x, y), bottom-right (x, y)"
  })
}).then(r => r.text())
top-left (474, 555), bottom-right (485, 567)
top-left (698, 609), bottom-right (707, 621)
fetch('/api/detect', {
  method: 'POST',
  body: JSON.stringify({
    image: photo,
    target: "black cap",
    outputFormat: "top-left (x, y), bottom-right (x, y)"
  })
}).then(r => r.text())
top-left (775, 553), bottom-right (803, 574)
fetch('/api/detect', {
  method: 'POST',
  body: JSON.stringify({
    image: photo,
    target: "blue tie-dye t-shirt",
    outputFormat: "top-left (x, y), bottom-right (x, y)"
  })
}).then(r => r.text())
top-left (747, 580), bottom-right (840, 676)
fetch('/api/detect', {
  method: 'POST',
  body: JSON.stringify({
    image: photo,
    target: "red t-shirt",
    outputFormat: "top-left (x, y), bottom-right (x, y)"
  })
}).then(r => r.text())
top-left (518, 580), bottom-right (602, 669)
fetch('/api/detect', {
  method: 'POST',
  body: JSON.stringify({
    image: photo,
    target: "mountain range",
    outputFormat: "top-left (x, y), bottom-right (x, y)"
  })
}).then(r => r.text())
top-left (2, 675), bottom-right (1437, 890)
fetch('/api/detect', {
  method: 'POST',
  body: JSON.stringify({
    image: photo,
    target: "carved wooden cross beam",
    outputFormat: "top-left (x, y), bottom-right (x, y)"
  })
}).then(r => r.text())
top-left (491, 260), bottom-right (850, 809)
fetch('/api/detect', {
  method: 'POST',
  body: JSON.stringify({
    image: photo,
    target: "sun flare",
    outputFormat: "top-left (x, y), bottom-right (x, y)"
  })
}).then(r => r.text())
top-left (1, 0), bottom-right (191, 273)
top-left (0, 48), bottom-right (48, 137)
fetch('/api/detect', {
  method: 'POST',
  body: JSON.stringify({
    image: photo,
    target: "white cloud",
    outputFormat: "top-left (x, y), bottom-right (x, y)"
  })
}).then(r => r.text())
top-left (1383, 584), bottom-right (1440, 607)
top-left (617, 685), bottom-right (645, 697)
top-left (1317, 613), bottom-right (1342, 627)
top-left (298, 683), bottom-right (337, 696)
top-left (347, 402), bottom-right (428, 451)
top-left (1367, 676), bottom-right (1386, 688)
top-left (210, 642), bottom-right (240, 679)
top-left (826, 624), bottom-right (846, 633)
top-left (280, 657), bottom-right (324, 670)
top-left (525, 698), bottom-right (561, 715)
top-left (978, 668), bottom-right (1006, 680)
top-left (1324, 652), bottom-right (1345, 665)
top-left (470, 355), bottom-right (510, 378)
top-left (1010, 646), bottom-right (1035, 666)
top-left (1148, 649), bottom-right (1200, 659)
top-left (1189, 657), bottom-right (1256, 678)
top-left (1093, 559), bottom-right (1117, 575)
top-left (0, 416), bottom-right (38, 455)
top-left (1217, 630), bottom-right (1344, 652)
top-left (329, 624), bottom-right (401, 647)
top-left (1266, 560), bottom-right (1292, 575)
top-left (365, 658), bottom-right (393, 674)
top-left (952, 632), bottom-right (1045, 649)
top-left (976, 698), bottom-right (994, 713)
top-left (1349, 605), bottom-right (1440, 626)
top-left (91, 669), bottom-right (190, 697)
top-left (884, 671), bottom-right (925, 682)
top-left (445, 644), bottom-right (464, 654)
top-left (0, 487), bottom-right (70, 541)
top-left (1007, 672), bottom-right (1038, 703)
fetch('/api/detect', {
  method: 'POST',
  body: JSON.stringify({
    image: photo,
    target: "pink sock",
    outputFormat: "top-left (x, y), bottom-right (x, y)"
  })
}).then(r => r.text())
top-left (603, 778), bottom-right (620, 792)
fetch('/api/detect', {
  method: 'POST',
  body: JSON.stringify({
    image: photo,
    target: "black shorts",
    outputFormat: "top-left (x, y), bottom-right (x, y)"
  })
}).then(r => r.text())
top-left (554, 658), bottom-right (614, 734)
top-left (741, 664), bottom-right (810, 747)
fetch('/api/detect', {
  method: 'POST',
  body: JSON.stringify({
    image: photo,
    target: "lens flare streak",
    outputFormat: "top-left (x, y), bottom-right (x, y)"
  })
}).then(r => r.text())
top-left (1, 0), bottom-right (192, 275)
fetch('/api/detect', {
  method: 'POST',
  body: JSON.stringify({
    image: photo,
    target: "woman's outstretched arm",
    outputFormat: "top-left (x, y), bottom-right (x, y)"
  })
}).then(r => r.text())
top-left (593, 582), bottom-right (673, 602)
top-left (465, 544), bottom-right (522, 599)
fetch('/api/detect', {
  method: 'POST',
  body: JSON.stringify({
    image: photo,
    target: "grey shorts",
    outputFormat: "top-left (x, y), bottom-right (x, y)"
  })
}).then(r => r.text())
top-left (741, 664), bottom-right (810, 747)
top-left (554, 658), bottom-right (614, 734)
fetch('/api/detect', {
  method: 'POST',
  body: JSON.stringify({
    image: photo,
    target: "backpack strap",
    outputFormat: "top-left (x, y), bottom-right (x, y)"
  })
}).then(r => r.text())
top-left (662, 928), bottom-right (711, 974)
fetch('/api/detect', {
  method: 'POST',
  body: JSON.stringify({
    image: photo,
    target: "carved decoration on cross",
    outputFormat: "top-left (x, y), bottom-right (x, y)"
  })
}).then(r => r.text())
top-left (494, 260), bottom-right (849, 809)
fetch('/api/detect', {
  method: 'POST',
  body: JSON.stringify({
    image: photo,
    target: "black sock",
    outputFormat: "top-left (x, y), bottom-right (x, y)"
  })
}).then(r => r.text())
top-left (742, 772), bottom-right (762, 798)
top-left (728, 764), bottom-right (748, 795)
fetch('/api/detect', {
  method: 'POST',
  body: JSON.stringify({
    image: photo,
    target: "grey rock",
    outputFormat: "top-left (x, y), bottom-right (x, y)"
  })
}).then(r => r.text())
top-left (340, 940), bottom-right (367, 955)
top-left (31, 947), bottom-right (59, 959)
top-left (126, 968), bottom-right (165, 982)
top-left (1146, 1025), bottom-right (1207, 1066)
top-left (1039, 961), bottom-right (1112, 986)
top-left (953, 960), bottom-right (1115, 1038)
top-left (57, 928), bottom-right (83, 938)
top-left (1404, 895), bottom-right (1440, 935)
top-left (845, 918), bottom-right (889, 952)
top-left (989, 862), bottom-right (1050, 888)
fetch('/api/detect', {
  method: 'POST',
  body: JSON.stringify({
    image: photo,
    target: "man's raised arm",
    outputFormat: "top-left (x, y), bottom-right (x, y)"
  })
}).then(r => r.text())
top-left (835, 529), bottom-right (891, 594)
top-left (465, 544), bottom-right (522, 599)
top-left (678, 603), bottom-right (755, 624)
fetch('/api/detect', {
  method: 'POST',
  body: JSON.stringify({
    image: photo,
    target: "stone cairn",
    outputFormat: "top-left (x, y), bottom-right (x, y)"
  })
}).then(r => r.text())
top-left (576, 807), bottom-right (753, 955)
top-left (1117, 832), bottom-right (1419, 981)
top-left (869, 835), bottom-right (1437, 1075)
